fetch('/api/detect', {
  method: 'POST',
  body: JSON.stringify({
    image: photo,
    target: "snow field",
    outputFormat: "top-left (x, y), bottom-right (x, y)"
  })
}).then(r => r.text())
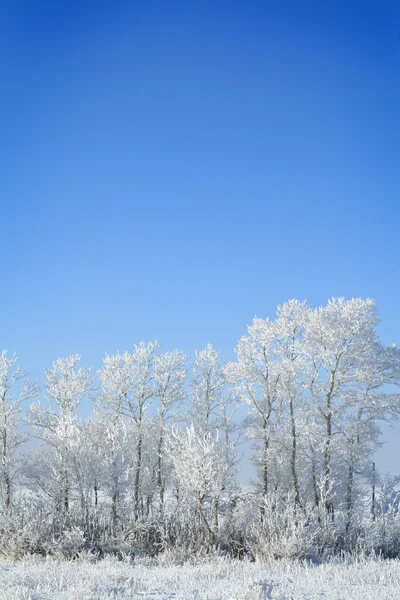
top-left (0, 556), bottom-right (399, 600)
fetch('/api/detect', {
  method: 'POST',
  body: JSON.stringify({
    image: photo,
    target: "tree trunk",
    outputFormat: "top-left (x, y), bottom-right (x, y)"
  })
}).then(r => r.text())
top-left (134, 427), bottom-right (143, 520)
top-left (3, 470), bottom-right (10, 511)
top-left (2, 427), bottom-right (10, 511)
top-left (260, 419), bottom-right (269, 523)
top-left (197, 492), bottom-right (215, 545)
top-left (289, 396), bottom-right (301, 505)
top-left (146, 494), bottom-right (152, 517)
top-left (323, 399), bottom-right (333, 517)
top-left (111, 489), bottom-right (117, 525)
top-left (213, 496), bottom-right (219, 534)
top-left (157, 429), bottom-right (164, 512)
top-left (310, 445), bottom-right (320, 509)
top-left (346, 456), bottom-right (354, 532)
top-left (63, 472), bottom-right (69, 514)
top-left (371, 461), bottom-right (376, 522)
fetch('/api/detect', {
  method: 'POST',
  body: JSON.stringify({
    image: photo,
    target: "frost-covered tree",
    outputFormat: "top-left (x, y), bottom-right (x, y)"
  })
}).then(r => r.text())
top-left (29, 355), bottom-right (93, 516)
top-left (190, 344), bottom-right (226, 431)
top-left (303, 298), bottom-right (400, 514)
top-left (98, 341), bottom-right (160, 519)
top-left (227, 317), bottom-right (283, 519)
top-left (338, 342), bottom-right (400, 525)
top-left (86, 411), bottom-right (131, 527)
top-left (271, 300), bottom-right (310, 505)
top-left (190, 345), bottom-right (241, 530)
top-left (167, 424), bottom-right (236, 542)
top-left (0, 351), bottom-right (38, 510)
top-left (153, 349), bottom-right (187, 511)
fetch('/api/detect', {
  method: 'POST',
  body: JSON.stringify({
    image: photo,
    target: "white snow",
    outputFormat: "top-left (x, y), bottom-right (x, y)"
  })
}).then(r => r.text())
top-left (0, 556), bottom-right (399, 599)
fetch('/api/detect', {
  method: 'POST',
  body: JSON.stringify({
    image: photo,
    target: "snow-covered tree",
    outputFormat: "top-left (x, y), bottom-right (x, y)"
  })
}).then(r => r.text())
top-left (167, 424), bottom-right (236, 542)
top-left (271, 300), bottom-right (310, 505)
top-left (0, 351), bottom-right (38, 510)
top-left (303, 298), bottom-right (399, 514)
top-left (226, 316), bottom-right (283, 519)
top-left (153, 349), bottom-right (187, 511)
top-left (98, 341), bottom-right (160, 519)
top-left (29, 355), bottom-right (93, 516)
top-left (190, 344), bottom-right (226, 431)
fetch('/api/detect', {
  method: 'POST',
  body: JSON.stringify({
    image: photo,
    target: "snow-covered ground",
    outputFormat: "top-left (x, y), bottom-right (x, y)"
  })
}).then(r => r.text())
top-left (0, 555), bottom-right (399, 599)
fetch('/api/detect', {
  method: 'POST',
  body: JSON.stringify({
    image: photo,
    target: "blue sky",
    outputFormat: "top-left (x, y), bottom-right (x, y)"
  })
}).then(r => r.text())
top-left (1, 1), bottom-right (399, 470)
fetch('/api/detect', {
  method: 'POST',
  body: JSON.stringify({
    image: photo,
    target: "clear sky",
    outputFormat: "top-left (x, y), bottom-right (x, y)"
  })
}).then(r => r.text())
top-left (1, 2), bottom-right (399, 471)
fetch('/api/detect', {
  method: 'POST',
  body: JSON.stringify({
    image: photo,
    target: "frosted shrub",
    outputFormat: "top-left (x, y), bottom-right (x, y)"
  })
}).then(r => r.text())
top-left (56, 526), bottom-right (86, 556)
top-left (240, 491), bottom-right (316, 560)
top-left (0, 508), bottom-right (49, 559)
top-left (362, 504), bottom-right (400, 558)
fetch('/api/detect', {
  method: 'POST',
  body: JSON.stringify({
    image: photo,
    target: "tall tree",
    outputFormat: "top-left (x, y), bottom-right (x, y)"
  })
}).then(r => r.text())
top-left (227, 318), bottom-right (282, 520)
top-left (98, 341), bottom-right (160, 519)
top-left (153, 349), bottom-right (187, 512)
top-left (272, 300), bottom-right (310, 506)
top-left (0, 351), bottom-right (38, 510)
top-left (304, 298), bottom-right (380, 514)
top-left (30, 355), bottom-right (93, 516)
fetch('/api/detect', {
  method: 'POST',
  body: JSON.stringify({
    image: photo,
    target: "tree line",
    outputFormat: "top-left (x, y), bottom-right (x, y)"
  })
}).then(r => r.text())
top-left (1, 297), bottom-right (400, 560)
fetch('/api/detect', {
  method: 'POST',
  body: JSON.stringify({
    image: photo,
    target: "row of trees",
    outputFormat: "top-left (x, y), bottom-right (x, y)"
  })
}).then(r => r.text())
top-left (1, 298), bottom-right (400, 559)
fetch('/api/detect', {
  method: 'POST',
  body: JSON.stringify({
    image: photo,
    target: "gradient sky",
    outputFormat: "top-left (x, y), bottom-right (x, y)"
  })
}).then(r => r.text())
top-left (1, 1), bottom-right (399, 472)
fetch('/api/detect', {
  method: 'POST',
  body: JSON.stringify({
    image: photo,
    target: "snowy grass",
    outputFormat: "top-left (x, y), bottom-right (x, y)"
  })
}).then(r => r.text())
top-left (0, 555), bottom-right (399, 599)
